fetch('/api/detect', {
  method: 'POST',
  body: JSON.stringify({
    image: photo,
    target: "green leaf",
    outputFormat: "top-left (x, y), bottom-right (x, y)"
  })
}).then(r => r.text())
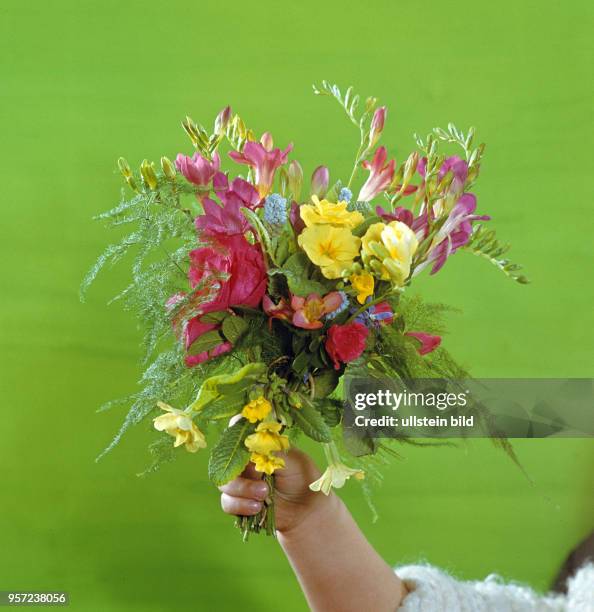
top-left (190, 362), bottom-right (267, 411)
top-left (312, 370), bottom-right (340, 398)
top-left (187, 330), bottom-right (224, 356)
top-left (292, 398), bottom-right (332, 442)
top-left (200, 393), bottom-right (246, 420)
top-left (292, 351), bottom-right (309, 375)
top-left (343, 425), bottom-right (378, 457)
top-left (319, 398), bottom-right (342, 427)
top-left (200, 311), bottom-right (229, 325)
top-left (221, 316), bottom-right (248, 344)
top-left (352, 215), bottom-right (381, 237)
top-left (270, 252), bottom-right (329, 297)
top-left (208, 419), bottom-right (253, 486)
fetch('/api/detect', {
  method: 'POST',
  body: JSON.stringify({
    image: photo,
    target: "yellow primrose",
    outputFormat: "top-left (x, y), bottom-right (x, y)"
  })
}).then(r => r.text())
top-left (250, 451), bottom-right (286, 475)
top-left (153, 401), bottom-right (206, 453)
top-left (309, 462), bottom-right (365, 495)
top-left (350, 272), bottom-right (375, 304)
top-left (244, 421), bottom-right (290, 455)
top-left (241, 397), bottom-right (272, 423)
top-left (300, 196), bottom-right (364, 229)
top-left (298, 224), bottom-right (361, 279)
top-left (361, 221), bottom-right (418, 286)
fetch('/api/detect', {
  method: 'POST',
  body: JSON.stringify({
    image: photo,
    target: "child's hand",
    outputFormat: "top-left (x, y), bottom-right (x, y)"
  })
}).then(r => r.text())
top-left (219, 449), bottom-right (338, 534)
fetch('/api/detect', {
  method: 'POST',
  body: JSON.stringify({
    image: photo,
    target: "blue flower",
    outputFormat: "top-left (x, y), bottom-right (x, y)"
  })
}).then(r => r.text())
top-left (264, 193), bottom-right (287, 225)
top-left (326, 291), bottom-right (349, 320)
top-left (338, 187), bottom-right (352, 204)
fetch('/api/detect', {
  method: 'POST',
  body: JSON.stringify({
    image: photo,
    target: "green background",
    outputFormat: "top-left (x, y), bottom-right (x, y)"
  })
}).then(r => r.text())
top-left (1, 1), bottom-right (592, 610)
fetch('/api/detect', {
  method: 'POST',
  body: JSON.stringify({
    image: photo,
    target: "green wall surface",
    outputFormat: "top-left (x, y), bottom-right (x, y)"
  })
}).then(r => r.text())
top-left (1, 1), bottom-right (592, 610)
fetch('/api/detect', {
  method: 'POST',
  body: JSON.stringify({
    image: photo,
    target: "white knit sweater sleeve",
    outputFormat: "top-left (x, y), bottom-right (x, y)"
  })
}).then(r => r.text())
top-left (395, 564), bottom-right (594, 612)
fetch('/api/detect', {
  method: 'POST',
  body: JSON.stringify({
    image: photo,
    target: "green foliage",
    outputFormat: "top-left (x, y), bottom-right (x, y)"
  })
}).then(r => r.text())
top-left (208, 419), bottom-right (253, 486)
top-left (269, 252), bottom-right (330, 297)
top-left (291, 396), bottom-right (333, 442)
top-left (464, 224), bottom-right (529, 283)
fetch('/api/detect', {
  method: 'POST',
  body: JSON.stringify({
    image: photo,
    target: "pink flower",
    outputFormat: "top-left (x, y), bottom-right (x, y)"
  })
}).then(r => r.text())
top-left (291, 292), bottom-right (343, 330)
top-left (325, 322), bottom-right (369, 370)
top-left (229, 136), bottom-right (293, 197)
top-left (357, 147), bottom-right (395, 202)
top-left (175, 152), bottom-right (220, 186)
top-left (406, 331), bottom-right (441, 355)
top-left (195, 197), bottom-right (251, 237)
top-left (180, 234), bottom-right (267, 366)
top-left (195, 176), bottom-right (261, 237)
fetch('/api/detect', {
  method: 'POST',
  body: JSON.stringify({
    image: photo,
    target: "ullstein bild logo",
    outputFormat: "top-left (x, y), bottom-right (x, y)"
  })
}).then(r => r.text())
top-left (344, 378), bottom-right (594, 439)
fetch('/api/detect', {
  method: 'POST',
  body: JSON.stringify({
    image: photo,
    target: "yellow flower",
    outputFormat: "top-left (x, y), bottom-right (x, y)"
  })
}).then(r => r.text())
top-left (245, 421), bottom-right (290, 455)
top-left (361, 221), bottom-right (418, 285)
top-left (250, 452), bottom-right (285, 475)
top-left (241, 397), bottom-right (272, 423)
top-left (309, 462), bottom-right (365, 495)
top-left (298, 224), bottom-right (361, 279)
top-left (153, 401), bottom-right (206, 453)
top-left (350, 272), bottom-right (375, 304)
top-left (300, 196), bottom-right (364, 229)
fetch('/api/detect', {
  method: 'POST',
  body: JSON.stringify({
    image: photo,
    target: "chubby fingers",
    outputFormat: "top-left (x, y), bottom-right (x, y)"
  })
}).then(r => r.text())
top-left (219, 476), bottom-right (269, 516)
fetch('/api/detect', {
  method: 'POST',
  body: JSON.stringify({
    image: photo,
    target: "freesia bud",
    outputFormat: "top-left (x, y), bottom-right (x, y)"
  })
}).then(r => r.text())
top-left (369, 106), bottom-right (386, 147)
top-left (288, 160), bottom-right (303, 200)
top-left (182, 116), bottom-right (200, 146)
top-left (117, 157), bottom-right (132, 179)
top-left (214, 106), bottom-right (232, 135)
top-left (311, 165), bottom-right (329, 197)
top-left (160, 156), bottom-right (176, 181)
top-left (140, 159), bottom-right (158, 190)
top-left (260, 132), bottom-right (274, 152)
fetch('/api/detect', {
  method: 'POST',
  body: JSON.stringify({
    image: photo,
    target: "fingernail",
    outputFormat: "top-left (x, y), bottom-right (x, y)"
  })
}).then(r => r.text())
top-left (248, 501), bottom-right (262, 513)
top-left (254, 482), bottom-right (268, 498)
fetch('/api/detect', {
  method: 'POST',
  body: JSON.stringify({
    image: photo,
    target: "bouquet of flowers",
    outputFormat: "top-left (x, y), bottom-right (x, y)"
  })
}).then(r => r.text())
top-left (82, 82), bottom-right (527, 538)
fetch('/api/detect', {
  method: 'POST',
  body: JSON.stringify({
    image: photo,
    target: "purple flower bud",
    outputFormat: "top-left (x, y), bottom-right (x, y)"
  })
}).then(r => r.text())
top-left (214, 106), bottom-right (232, 135)
top-left (311, 165), bottom-right (329, 197)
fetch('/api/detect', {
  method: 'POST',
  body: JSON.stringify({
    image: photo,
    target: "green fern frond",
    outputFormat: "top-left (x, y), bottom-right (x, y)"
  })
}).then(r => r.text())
top-left (464, 224), bottom-right (529, 284)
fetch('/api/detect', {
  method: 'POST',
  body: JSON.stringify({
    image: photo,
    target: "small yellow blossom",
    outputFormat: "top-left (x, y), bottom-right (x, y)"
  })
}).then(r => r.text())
top-left (244, 421), bottom-right (290, 455)
top-left (361, 221), bottom-right (418, 285)
top-left (350, 272), bottom-right (375, 304)
top-left (300, 196), bottom-right (364, 229)
top-left (309, 462), bottom-right (365, 495)
top-left (298, 224), bottom-right (361, 279)
top-left (250, 451), bottom-right (286, 475)
top-left (153, 401), bottom-right (206, 453)
top-left (241, 397), bottom-right (272, 423)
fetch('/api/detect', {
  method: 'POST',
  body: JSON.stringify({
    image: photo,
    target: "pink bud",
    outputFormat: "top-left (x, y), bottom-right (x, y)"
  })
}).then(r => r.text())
top-left (369, 106), bottom-right (387, 146)
top-left (214, 106), bottom-right (232, 134)
top-left (311, 165), bottom-right (329, 197)
top-left (260, 132), bottom-right (274, 152)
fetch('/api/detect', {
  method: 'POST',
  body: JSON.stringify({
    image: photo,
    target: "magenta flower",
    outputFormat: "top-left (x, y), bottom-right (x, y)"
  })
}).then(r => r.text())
top-left (418, 194), bottom-right (490, 275)
top-left (406, 331), bottom-right (441, 355)
top-left (195, 197), bottom-right (250, 237)
top-left (376, 205), bottom-right (414, 227)
top-left (291, 292), bottom-right (343, 330)
top-left (311, 165), bottom-right (330, 197)
top-left (418, 155), bottom-right (468, 194)
top-left (229, 137), bottom-right (293, 197)
top-left (175, 152), bottom-right (220, 186)
top-left (357, 147), bottom-right (395, 202)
